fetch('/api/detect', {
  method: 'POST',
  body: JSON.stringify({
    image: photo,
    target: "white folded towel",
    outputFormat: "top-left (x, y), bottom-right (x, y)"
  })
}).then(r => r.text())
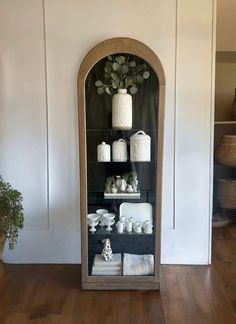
top-left (123, 253), bottom-right (154, 276)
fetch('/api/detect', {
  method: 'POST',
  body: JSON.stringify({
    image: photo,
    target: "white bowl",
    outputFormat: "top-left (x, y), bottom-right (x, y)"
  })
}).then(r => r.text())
top-left (88, 219), bottom-right (99, 226)
top-left (87, 213), bottom-right (99, 221)
top-left (105, 219), bottom-right (115, 225)
top-left (103, 213), bottom-right (115, 220)
top-left (96, 209), bottom-right (108, 216)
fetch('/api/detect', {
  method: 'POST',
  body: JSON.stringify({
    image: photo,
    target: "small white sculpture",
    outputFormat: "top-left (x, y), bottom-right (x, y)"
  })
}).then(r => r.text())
top-left (126, 184), bottom-right (134, 193)
top-left (120, 179), bottom-right (127, 192)
top-left (101, 238), bottom-right (113, 261)
top-left (132, 176), bottom-right (139, 193)
top-left (111, 184), bottom-right (118, 193)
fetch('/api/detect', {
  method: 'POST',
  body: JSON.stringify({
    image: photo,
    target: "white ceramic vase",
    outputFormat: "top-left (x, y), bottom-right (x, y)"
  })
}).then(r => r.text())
top-left (112, 139), bottom-right (127, 162)
top-left (97, 141), bottom-right (111, 162)
top-left (130, 130), bottom-right (151, 161)
top-left (112, 89), bottom-right (132, 130)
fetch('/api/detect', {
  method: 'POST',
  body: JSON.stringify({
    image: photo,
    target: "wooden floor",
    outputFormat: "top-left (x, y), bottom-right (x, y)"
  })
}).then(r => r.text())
top-left (0, 224), bottom-right (236, 324)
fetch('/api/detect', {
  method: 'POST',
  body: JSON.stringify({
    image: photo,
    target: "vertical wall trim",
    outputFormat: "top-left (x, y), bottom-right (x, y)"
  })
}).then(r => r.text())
top-left (42, 0), bottom-right (50, 229)
top-left (173, 0), bottom-right (178, 229)
top-left (208, 0), bottom-right (217, 264)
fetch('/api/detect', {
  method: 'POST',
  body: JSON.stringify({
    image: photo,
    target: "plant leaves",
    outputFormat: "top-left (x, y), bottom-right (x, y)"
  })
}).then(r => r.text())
top-left (115, 55), bottom-right (126, 64)
top-left (127, 78), bottom-right (134, 87)
top-left (143, 71), bottom-right (150, 79)
top-left (120, 56), bottom-right (126, 64)
top-left (136, 75), bottom-right (144, 83)
top-left (111, 73), bottom-right (117, 80)
top-left (105, 87), bottom-right (111, 95)
top-left (105, 61), bottom-right (112, 73)
top-left (95, 80), bottom-right (103, 87)
top-left (97, 87), bottom-right (104, 95)
top-left (121, 64), bottom-right (129, 74)
top-left (107, 55), bottom-right (113, 61)
top-left (112, 62), bottom-right (120, 71)
top-left (112, 81), bottom-right (118, 89)
top-left (104, 73), bottom-right (110, 80)
top-left (130, 86), bottom-right (137, 94)
top-left (129, 60), bottom-right (136, 67)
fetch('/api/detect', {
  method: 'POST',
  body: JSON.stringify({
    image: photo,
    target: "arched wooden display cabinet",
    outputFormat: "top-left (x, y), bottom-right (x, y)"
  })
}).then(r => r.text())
top-left (78, 37), bottom-right (165, 290)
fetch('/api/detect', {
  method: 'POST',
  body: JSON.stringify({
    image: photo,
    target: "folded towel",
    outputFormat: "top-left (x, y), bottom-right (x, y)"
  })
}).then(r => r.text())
top-left (123, 253), bottom-right (154, 276)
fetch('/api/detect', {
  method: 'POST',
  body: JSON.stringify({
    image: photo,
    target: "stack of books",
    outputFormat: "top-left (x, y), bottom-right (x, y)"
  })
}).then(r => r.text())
top-left (92, 253), bottom-right (122, 276)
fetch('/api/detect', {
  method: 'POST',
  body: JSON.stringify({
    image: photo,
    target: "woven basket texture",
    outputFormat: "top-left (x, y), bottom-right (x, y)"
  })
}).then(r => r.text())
top-left (215, 135), bottom-right (236, 167)
top-left (217, 178), bottom-right (236, 209)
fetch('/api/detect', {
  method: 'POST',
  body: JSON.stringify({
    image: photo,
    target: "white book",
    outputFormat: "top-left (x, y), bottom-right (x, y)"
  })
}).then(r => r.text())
top-left (93, 254), bottom-right (122, 267)
top-left (92, 269), bottom-right (122, 276)
top-left (92, 266), bottom-right (121, 272)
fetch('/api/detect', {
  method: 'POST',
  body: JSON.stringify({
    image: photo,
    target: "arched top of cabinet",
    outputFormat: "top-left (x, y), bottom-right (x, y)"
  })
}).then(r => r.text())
top-left (77, 37), bottom-right (165, 86)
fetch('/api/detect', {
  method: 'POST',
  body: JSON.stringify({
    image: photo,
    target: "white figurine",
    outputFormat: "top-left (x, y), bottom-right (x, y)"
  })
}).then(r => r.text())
top-left (101, 238), bottom-right (113, 261)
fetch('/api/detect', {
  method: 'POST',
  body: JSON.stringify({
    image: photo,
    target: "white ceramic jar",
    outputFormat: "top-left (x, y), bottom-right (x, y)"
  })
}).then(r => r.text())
top-left (97, 141), bottom-right (111, 162)
top-left (112, 139), bottom-right (127, 162)
top-left (112, 89), bottom-right (132, 130)
top-left (130, 131), bottom-right (151, 161)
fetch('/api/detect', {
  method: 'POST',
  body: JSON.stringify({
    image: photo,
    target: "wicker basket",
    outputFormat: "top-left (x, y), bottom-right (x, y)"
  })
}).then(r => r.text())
top-left (215, 135), bottom-right (236, 167)
top-left (217, 179), bottom-right (236, 209)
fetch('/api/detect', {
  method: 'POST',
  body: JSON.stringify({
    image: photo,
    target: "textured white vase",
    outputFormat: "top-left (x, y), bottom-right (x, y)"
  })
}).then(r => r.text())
top-left (130, 130), bottom-right (151, 161)
top-left (112, 89), bottom-right (132, 130)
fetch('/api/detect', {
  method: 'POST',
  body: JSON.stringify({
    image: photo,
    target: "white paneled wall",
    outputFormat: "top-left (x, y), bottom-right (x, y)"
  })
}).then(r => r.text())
top-left (0, 0), bottom-right (48, 229)
top-left (161, 0), bottom-right (215, 263)
top-left (0, 0), bottom-right (215, 264)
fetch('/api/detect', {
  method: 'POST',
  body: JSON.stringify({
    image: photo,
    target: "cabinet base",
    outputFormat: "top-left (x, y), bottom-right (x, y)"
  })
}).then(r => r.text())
top-left (82, 279), bottom-right (160, 290)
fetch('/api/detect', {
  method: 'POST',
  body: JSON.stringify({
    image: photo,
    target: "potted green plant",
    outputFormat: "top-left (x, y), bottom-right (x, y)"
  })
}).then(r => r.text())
top-left (0, 176), bottom-right (24, 260)
top-left (95, 55), bottom-right (150, 130)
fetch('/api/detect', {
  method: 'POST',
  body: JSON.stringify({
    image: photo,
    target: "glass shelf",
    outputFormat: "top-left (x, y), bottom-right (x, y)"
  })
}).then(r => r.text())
top-left (88, 227), bottom-right (154, 236)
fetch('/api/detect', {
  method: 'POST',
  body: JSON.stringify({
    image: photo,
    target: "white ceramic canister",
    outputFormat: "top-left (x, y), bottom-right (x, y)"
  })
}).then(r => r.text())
top-left (112, 139), bottom-right (127, 162)
top-left (130, 130), bottom-right (151, 162)
top-left (126, 220), bottom-right (133, 232)
top-left (116, 221), bottom-right (124, 234)
top-left (97, 141), bottom-right (111, 162)
top-left (112, 89), bottom-right (132, 130)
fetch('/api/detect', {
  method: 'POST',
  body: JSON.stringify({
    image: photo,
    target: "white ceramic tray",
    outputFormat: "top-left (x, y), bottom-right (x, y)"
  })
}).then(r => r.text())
top-left (119, 202), bottom-right (153, 224)
top-left (104, 192), bottom-right (140, 199)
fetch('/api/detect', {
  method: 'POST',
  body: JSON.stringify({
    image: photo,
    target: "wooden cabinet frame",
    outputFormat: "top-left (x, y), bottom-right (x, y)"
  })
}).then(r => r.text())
top-left (77, 37), bottom-right (165, 290)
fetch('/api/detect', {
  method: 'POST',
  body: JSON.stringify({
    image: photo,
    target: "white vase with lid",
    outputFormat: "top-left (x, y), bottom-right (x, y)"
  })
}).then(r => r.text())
top-left (112, 89), bottom-right (132, 130)
top-left (130, 130), bottom-right (151, 161)
top-left (97, 141), bottom-right (111, 162)
top-left (112, 139), bottom-right (127, 162)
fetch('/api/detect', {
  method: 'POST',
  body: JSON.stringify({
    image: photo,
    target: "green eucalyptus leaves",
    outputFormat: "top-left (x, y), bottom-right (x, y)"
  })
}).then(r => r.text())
top-left (95, 55), bottom-right (150, 95)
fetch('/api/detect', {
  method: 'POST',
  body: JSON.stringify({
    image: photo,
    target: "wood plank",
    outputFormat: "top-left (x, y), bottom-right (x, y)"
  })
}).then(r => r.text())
top-left (0, 225), bottom-right (236, 322)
